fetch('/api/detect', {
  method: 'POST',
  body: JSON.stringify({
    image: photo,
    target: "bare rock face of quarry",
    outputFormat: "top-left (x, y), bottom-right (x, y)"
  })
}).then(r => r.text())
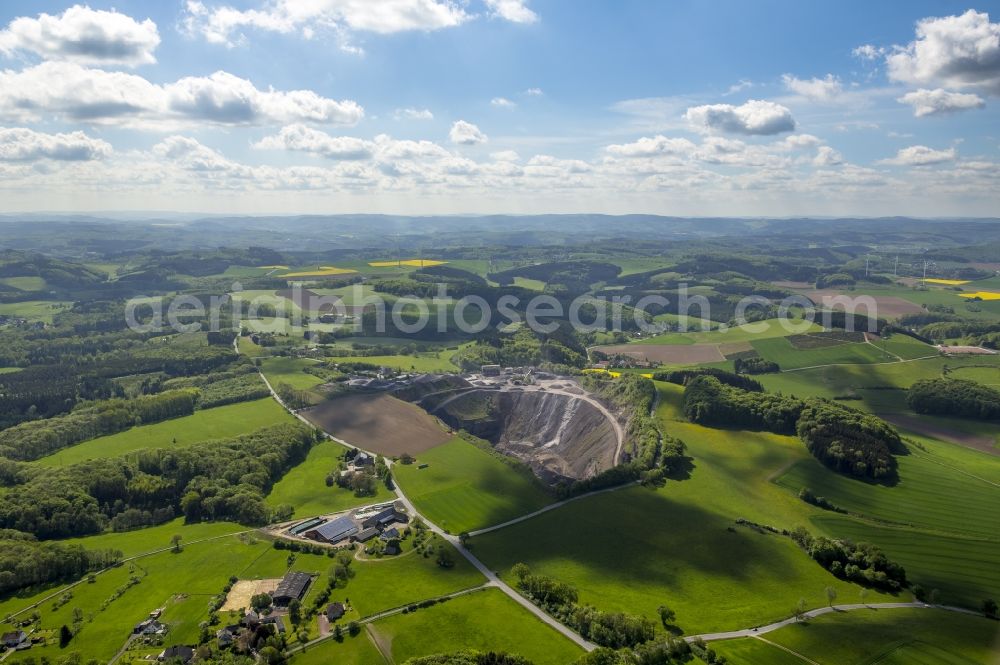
top-left (431, 389), bottom-right (618, 485)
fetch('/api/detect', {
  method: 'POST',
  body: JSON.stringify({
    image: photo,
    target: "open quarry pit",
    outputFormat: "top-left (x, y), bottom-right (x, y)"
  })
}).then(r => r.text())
top-left (419, 383), bottom-right (621, 485)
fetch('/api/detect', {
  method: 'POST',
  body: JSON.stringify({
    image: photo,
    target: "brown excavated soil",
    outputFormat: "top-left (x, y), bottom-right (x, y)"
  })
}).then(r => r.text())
top-left (302, 393), bottom-right (451, 455)
top-left (881, 413), bottom-right (1000, 457)
top-left (803, 290), bottom-right (924, 320)
top-left (594, 343), bottom-right (724, 364)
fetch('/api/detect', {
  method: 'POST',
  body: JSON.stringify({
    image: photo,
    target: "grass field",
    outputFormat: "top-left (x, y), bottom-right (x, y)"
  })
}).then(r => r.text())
top-left (757, 354), bottom-right (1000, 405)
top-left (876, 334), bottom-right (937, 360)
top-left (0, 276), bottom-right (47, 291)
top-left (770, 416), bottom-right (1000, 606)
top-left (394, 437), bottom-right (554, 534)
top-left (35, 398), bottom-right (293, 466)
top-left (291, 632), bottom-right (386, 665)
top-left (513, 276), bottom-right (547, 291)
top-left (0, 300), bottom-right (71, 323)
top-left (471, 484), bottom-right (867, 634)
top-left (265, 440), bottom-right (391, 518)
top-left (811, 515), bottom-right (1000, 607)
top-left (366, 588), bottom-right (584, 665)
top-left (0, 366), bottom-right (20, 374)
top-left (328, 349), bottom-right (465, 373)
top-left (260, 356), bottom-right (325, 389)
top-left (753, 336), bottom-right (896, 369)
top-left (710, 637), bottom-right (809, 665)
top-left (760, 607), bottom-right (1000, 665)
top-left (775, 446), bottom-right (1000, 539)
top-left (635, 317), bottom-right (820, 346)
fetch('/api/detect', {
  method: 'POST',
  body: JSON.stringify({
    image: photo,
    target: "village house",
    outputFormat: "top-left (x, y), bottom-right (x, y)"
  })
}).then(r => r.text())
top-left (157, 645), bottom-right (194, 663)
top-left (325, 602), bottom-right (346, 621)
top-left (1, 631), bottom-right (28, 649)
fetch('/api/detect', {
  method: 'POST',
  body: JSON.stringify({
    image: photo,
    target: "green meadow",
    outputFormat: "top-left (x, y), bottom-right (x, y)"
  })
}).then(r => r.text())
top-left (470, 484), bottom-right (866, 635)
top-left (366, 588), bottom-right (585, 665)
top-left (0, 276), bottom-right (47, 291)
top-left (0, 300), bottom-right (72, 323)
top-left (775, 446), bottom-right (1000, 539)
top-left (327, 352), bottom-right (462, 373)
top-left (635, 317), bottom-right (820, 346)
top-left (394, 437), bottom-right (554, 534)
top-left (753, 336), bottom-right (895, 369)
top-left (265, 440), bottom-right (392, 518)
top-left (754, 607), bottom-right (1000, 665)
top-left (35, 398), bottom-right (292, 466)
top-left (260, 356), bottom-right (325, 389)
top-left (291, 632), bottom-right (385, 665)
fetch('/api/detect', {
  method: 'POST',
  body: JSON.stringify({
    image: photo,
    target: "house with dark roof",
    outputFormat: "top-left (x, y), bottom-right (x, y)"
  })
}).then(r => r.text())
top-left (1, 631), bottom-right (27, 649)
top-left (325, 602), bottom-right (346, 621)
top-left (361, 507), bottom-right (406, 530)
top-left (158, 645), bottom-right (194, 663)
top-left (272, 571), bottom-right (312, 606)
top-left (260, 615), bottom-right (286, 633)
top-left (379, 527), bottom-right (400, 541)
top-left (216, 627), bottom-right (236, 647)
top-left (353, 526), bottom-right (380, 542)
top-left (305, 516), bottom-right (359, 544)
top-left (383, 541), bottom-right (401, 556)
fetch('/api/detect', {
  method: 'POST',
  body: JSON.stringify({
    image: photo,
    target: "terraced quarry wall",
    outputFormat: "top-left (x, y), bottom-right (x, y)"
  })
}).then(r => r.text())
top-left (433, 389), bottom-right (618, 484)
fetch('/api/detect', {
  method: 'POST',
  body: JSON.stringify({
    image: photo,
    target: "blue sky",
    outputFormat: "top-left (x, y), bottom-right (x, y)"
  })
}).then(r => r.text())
top-left (0, 0), bottom-right (998, 215)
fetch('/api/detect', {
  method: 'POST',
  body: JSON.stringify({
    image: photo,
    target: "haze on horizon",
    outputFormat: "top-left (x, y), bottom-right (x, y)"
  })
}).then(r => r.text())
top-left (0, 0), bottom-right (999, 217)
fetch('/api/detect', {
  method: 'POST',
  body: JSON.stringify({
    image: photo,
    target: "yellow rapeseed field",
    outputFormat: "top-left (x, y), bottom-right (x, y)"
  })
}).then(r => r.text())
top-left (959, 291), bottom-right (1000, 301)
top-left (923, 278), bottom-right (971, 285)
top-left (280, 266), bottom-right (358, 277)
top-left (368, 259), bottom-right (448, 267)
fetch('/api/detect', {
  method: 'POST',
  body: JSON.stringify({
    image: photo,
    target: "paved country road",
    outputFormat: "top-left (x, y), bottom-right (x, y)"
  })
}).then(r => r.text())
top-left (686, 601), bottom-right (981, 643)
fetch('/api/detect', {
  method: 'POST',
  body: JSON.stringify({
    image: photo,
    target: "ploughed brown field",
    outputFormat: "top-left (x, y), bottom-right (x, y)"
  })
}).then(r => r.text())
top-left (302, 393), bottom-right (452, 455)
top-left (803, 290), bottom-right (924, 319)
top-left (593, 343), bottom-right (724, 364)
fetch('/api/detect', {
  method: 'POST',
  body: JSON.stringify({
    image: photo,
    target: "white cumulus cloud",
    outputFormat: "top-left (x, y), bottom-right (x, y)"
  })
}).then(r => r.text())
top-left (484, 0), bottom-right (538, 24)
top-left (897, 88), bottom-right (985, 117)
top-left (887, 10), bottom-right (1000, 94)
top-left (449, 120), bottom-right (488, 145)
top-left (0, 62), bottom-right (364, 128)
top-left (253, 124), bottom-right (373, 159)
top-left (606, 135), bottom-right (696, 158)
top-left (0, 5), bottom-right (160, 67)
top-left (782, 74), bottom-right (843, 102)
top-left (0, 126), bottom-right (112, 161)
top-left (183, 0), bottom-right (471, 46)
top-left (394, 108), bottom-right (434, 120)
top-left (684, 99), bottom-right (795, 135)
top-left (491, 97), bottom-right (516, 108)
top-left (879, 145), bottom-right (957, 166)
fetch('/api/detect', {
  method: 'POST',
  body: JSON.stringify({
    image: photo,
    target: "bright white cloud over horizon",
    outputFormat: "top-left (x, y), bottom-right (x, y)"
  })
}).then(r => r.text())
top-left (0, 1), bottom-right (998, 216)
